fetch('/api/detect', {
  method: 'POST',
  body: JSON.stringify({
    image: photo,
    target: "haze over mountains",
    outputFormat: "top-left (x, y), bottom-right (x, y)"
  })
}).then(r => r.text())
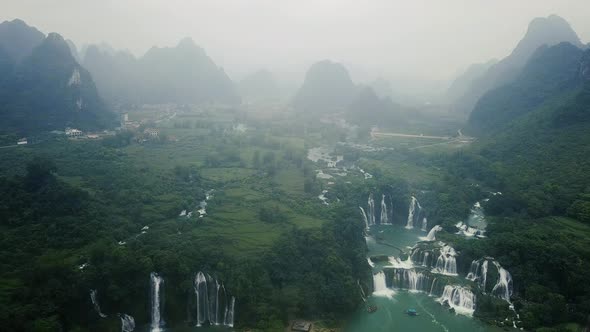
top-left (0, 20), bottom-right (112, 134)
top-left (83, 38), bottom-right (240, 105)
top-left (2, 4), bottom-right (590, 332)
top-left (448, 15), bottom-right (584, 116)
top-left (0, 13), bottom-right (588, 135)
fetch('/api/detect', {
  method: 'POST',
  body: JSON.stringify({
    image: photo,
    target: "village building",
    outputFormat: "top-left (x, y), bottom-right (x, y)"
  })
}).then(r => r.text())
top-left (65, 128), bottom-right (83, 138)
top-left (144, 128), bottom-right (159, 138)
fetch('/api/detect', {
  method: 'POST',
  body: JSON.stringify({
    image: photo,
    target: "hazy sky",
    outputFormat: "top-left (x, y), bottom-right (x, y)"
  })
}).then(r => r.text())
top-left (2, 0), bottom-right (590, 83)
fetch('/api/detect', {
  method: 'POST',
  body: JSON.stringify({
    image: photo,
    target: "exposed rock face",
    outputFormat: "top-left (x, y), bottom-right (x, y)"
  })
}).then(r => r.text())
top-left (0, 32), bottom-right (113, 134)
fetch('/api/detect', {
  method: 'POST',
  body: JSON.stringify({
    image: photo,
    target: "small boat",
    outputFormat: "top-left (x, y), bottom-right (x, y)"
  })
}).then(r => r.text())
top-left (367, 305), bottom-right (378, 313)
top-left (405, 308), bottom-right (419, 316)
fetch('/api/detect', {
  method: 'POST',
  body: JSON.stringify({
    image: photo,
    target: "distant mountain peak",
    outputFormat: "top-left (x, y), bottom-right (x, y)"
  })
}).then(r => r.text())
top-left (510, 15), bottom-right (582, 66)
top-left (46, 32), bottom-right (66, 44)
top-left (292, 60), bottom-right (356, 112)
top-left (0, 18), bottom-right (45, 61)
top-left (178, 37), bottom-right (196, 47)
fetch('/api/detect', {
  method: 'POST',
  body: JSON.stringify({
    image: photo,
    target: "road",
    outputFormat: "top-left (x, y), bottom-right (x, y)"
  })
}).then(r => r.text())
top-left (371, 131), bottom-right (452, 140)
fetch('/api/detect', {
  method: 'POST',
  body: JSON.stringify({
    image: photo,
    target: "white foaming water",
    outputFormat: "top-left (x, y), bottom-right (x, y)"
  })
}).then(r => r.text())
top-left (359, 207), bottom-right (371, 230)
top-left (120, 313), bottom-right (135, 332)
top-left (391, 268), bottom-right (431, 293)
top-left (90, 289), bottom-right (107, 318)
top-left (420, 225), bottom-right (443, 241)
top-left (150, 272), bottom-right (164, 332)
top-left (380, 194), bottom-right (391, 225)
top-left (318, 190), bottom-right (329, 205)
top-left (438, 285), bottom-right (476, 316)
top-left (388, 256), bottom-right (414, 269)
top-left (432, 245), bottom-right (458, 276)
top-left (491, 261), bottom-right (513, 302)
top-left (194, 271), bottom-right (236, 327)
top-left (367, 258), bottom-right (375, 267)
top-left (405, 196), bottom-right (421, 229)
top-left (421, 217), bottom-right (428, 231)
top-left (373, 271), bottom-right (395, 298)
top-left (368, 193), bottom-right (376, 225)
top-left (194, 272), bottom-right (208, 327)
top-left (466, 259), bottom-right (489, 291)
top-left (224, 296), bottom-right (235, 327)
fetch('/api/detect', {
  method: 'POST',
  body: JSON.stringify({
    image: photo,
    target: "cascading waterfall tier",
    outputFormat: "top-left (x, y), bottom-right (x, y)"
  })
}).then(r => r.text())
top-left (90, 289), bottom-right (107, 318)
top-left (491, 261), bottom-right (513, 302)
top-left (193, 271), bottom-right (236, 327)
top-left (119, 313), bottom-right (135, 332)
top-left (456, 201), bottom-right (487, 238)
top-left (438, 285), bottom-right (476, 316)
top-left (433, 244), bottom-right (458, 276)
top-left (380, 194), bottom-right (391, 225)
top-left (359, 207), bottom-right (371, 230)
top-left (408, 242), bottom-right (458, 276)
top-left (150, 272), bottom-right (165, 332)
top-left (368, 193), bottom-right (376, 226)
top-left (421, 217), bottom-right (428, 232)
top-left (405, 196), bottom-right (422, 229)
top-left (390, 268), bottom-right (432, 293)
top-left (420, 225), bottom-right (442, 242)
top-left (465, 258), bottom-right (512, 301)
top-left (372, 271), bottom-right (395, 298)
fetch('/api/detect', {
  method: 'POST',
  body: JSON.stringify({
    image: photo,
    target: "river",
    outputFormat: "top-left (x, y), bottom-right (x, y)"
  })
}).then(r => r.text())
top-left (344, 224), bottom-right (498, 332)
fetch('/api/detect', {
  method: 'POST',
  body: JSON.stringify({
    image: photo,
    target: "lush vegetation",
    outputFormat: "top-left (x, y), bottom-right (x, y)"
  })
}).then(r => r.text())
top-left (0, 108), bottom-right (369, 331)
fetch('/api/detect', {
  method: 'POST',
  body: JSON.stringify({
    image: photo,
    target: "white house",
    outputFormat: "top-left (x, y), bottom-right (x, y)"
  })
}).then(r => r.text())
top-left (66, 128), bottom-right (83, 137)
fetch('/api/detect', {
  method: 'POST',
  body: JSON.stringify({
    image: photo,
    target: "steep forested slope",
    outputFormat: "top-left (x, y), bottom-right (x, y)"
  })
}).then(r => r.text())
top-left (0, 33), bottom-right (114, 134)
top-left (441, 48), bottom-right (590, 330)
top-left (468, 42), bottom-right (585, 134)
top-left (451, 15), bottom-right (582, 115)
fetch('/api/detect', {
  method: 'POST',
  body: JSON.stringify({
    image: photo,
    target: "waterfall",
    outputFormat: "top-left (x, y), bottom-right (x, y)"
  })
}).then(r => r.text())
top-left (405, 196), bottom-right (421, 229)
top-left (359, 207), bottom-right (371, 230)
top-left (429, 278), bottom-right (438, 296)
top-left (89, 289), bottom-right (107, 318)
top-left (410, 248), bottom-right (431, 267)
top-left (368, 193), bottom-right (376, 225)
top-left (150, 272), bottom-right (164, 332)
top-left (367, 258), bottom-right (375, 267)
top-left (194, 271), bottom-right (236, 327)
top-left (491, 261), bottom-right (513, 302)
top-left (391, 269), bottom-right (431, 293)
top-left (466, 259), bottom-right (489, 291)
top-left (407, 270), bottom-right (428, 292)
top-left (466, 259), bottom-right (511, 301)
top-left (438, 285), bottom-right (476, 316)
top-left (421, 252), bottom-right (430, 266)
top-left (207, 275), bottom-right (218, 325)
top-left (421, 217), bottom-right (428, 231)
top-left (380, 194), bottom-right (391, 225)
top-left (480, 260), bottom-right (489, 291)
top-left (422, 225), bottom-right (442, 241)
top-left (372, 271), bottom-right (395, 298)
top-left (223, 296), bottom-right (235, 327)
top-left (465, 260), bottom-right (480, 281)
top-left (432, 245), bottom-right (458, 276)
top-left (194, 271), bottom-right (208, 326)
top-left (119, 314), bottom-right (135, 332)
